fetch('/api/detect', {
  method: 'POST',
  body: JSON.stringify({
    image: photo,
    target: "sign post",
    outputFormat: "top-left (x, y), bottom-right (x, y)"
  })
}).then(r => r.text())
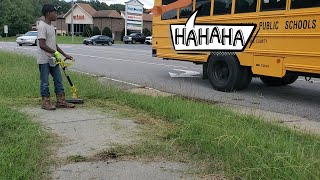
top-left (71, 0), bottom-right (74, 43)
top-left (125, 3), bottom-right (128, 36)
top-left (125, 0), bottom-right (144, 35)
top-left (4, 25), bottom-right (8, 37)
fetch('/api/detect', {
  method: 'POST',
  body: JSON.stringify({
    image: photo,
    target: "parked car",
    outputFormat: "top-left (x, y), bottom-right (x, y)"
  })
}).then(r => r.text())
top-left (123, 33), bottom-right (146, 44)
top-left (83, 35), bottom-right (114, 45)
top-left (16, 31), bottom-right (38, 46)
top-left (145, 36), bottom-right (152, 45)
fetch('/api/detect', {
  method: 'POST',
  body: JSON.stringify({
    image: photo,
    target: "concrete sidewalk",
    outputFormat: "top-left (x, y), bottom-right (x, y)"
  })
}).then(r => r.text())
top-left (21, 107), bottom-right (202, 180)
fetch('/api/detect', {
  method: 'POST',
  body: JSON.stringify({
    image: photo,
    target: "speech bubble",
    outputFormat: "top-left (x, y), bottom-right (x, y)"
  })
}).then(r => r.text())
top-left (170, 8), bottom-right (257, 52)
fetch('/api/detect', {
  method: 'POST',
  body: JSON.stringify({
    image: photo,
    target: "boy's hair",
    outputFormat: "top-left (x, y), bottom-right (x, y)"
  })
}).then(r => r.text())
top-left (42, 4), bottom-right (58, 16)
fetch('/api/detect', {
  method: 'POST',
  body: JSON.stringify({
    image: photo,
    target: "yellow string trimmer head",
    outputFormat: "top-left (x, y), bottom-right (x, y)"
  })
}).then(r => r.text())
top-left (53, 57), bottom-right (84, 104)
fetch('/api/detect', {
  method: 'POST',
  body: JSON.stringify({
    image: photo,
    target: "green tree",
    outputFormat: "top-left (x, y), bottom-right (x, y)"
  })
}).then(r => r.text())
top-left (143, 28), bottom-right (151, 36)
top-left (39, 0), bottom-right (71, 15)
top-left (109, 4), bottom-right (125, 13)
top-left (102, 27), bottom-right (112, 37)
top-left (83, 25), bottom-right (92, 37)
top-left (92, 26), bottom-right (101, 35)
top-left (0, 0), bottom-right (38, 37)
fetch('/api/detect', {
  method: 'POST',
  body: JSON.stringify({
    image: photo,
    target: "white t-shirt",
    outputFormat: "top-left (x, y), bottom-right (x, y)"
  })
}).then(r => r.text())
top-left (37, 20), bottom-right (57, 64)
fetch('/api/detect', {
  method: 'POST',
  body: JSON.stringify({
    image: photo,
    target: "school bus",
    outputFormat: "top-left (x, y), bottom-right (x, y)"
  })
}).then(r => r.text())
top-left (151, 0), bottom-right (320, 91)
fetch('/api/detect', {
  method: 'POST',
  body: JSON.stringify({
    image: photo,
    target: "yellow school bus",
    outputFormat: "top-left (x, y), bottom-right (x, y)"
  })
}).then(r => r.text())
top-left (152, 0), bottom-right (320, 91)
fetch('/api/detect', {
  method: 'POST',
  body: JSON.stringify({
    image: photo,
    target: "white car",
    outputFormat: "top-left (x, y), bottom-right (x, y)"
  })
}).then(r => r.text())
top-left (16, 31), bottom-right (38, 46)
top-left (145, 36), bottom-right (152, 45)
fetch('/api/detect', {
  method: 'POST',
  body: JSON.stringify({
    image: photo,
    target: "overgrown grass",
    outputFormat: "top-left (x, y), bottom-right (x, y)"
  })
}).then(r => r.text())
top-left (1, 51), bottom-right (320, 179)
top-left (0, 105), bottom-right (52, 179)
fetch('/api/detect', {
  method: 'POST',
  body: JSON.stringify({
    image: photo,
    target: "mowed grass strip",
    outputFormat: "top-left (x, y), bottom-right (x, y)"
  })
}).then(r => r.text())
top-left (1, 51), bottom-right (320, 179)
top-left (0, 36), bottom-right (124, 44)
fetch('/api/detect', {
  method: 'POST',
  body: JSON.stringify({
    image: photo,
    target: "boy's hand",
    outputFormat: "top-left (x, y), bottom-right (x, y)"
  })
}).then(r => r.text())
top-left (64, 54), bottom-right (73, 60)
top-left (54, 51), bottom-right (62, 61)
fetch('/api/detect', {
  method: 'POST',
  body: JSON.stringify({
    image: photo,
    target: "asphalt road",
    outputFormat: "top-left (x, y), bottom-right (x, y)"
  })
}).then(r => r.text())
top-left (1, 42), bottom-right (320, 122)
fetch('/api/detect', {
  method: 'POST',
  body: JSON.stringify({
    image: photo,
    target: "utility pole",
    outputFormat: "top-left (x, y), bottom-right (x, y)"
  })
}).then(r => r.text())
top-left (71, 0), bottom-right (74, 43)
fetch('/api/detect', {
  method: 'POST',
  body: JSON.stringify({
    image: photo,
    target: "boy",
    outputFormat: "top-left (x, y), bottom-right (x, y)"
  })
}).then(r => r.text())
top-left (38, 4), bottom-right (75, 110)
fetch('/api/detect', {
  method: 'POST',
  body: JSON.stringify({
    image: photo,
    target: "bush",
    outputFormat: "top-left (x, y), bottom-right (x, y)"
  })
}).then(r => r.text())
top-left (121, 28), bottom-right (132, 41)
top-left (92, 26), bottom-right (101, 36)
top-left (102, 27), bottom-right (112, 38)
top-left (83, 25), bottom-right (92, 37)
top-left (143, 28), bottom-right (151, 36)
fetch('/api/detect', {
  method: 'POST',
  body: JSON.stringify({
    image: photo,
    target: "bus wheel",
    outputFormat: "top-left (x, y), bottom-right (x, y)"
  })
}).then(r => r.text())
top-left (284, 75), bottom-right (299, 85)
top-left (236, 67), bottom-right (252, 90)
top-left (207, 55), bottom-right (251, 92)
top-left (260, 75), bottom-right (298, 86)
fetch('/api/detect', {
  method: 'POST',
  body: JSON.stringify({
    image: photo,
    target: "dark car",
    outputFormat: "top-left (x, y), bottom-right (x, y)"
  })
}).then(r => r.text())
top-left (123, 33), bottom-right (146, 44)
top-left (83, 35), bottom-right (114, 45)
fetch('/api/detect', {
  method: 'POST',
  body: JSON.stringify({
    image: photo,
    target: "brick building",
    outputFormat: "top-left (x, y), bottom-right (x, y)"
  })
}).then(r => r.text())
top-left (36, 3), bottom-right (152, 41)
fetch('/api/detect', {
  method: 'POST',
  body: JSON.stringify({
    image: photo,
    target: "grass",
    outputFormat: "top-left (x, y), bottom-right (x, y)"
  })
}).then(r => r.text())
top-left (0, 105), bottom-right (52, 179)
top-left (0, 36), bottom-right (16, 42)
top-left (1, 50), bottom-right (320, 179)
top-left (0, 36), bottom-right (124, 44)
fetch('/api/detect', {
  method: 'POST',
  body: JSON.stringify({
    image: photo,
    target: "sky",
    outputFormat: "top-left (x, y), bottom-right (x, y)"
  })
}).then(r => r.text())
top-left (65, 0), bottom-right (154, 9)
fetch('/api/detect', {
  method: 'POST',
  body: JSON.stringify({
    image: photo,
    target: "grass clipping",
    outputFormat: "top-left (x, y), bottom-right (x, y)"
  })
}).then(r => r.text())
top-left (0, 51), bottom-right (320, 179)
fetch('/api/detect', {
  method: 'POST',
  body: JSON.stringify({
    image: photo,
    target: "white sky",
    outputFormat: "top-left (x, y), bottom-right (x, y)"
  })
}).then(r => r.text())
top-left (65, 0), bottom-right (154, 9)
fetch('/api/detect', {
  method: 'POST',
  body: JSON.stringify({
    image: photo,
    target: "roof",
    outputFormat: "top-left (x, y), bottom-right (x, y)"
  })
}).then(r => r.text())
top-left (57, 14), bottom-right (65, 19)
top-left (125, 0), bottom-right (144, 5)
top-left (63, 3), bottom-right (97, 18)
top-left (77, 3), bottom-right (97, 16)
top-left (94, 10), bottom-right (122, 18)
top-left (36, 18), bottom-right (57, 26)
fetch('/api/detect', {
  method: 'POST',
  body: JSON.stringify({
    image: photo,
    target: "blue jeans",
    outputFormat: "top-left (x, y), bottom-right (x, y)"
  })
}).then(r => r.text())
top-left (39, 63), bottom-right (64, 97)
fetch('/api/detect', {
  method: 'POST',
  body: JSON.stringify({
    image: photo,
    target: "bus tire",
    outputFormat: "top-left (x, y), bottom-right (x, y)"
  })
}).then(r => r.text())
top-left (236, 67), bottom-right (252, 90)
top-left (207, 55), bottom-right (249, 92)
top-left (284, 75), bottom-right (299, 85)
top-left (260, 75), bottom-right (298, 86)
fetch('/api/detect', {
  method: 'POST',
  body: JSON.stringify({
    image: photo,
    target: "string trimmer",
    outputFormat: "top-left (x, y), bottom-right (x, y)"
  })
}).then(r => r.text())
top-left (50, 57), bottom-right (84, 104)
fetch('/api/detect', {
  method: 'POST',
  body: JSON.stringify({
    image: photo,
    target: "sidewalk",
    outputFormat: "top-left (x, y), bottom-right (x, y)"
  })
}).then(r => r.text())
top-left (21, 107), bottom-right (202, 180)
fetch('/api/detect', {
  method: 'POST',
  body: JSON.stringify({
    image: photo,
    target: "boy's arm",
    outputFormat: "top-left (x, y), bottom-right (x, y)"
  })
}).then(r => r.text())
top-left (38, 24), bottom-right (55, 53)
top-left (39, 39), bottom-right (55, 53)
top-left (146, 0), bottom-right (192, 17)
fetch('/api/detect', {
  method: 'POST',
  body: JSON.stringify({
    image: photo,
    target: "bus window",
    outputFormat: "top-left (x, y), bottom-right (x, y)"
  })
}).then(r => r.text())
top-left (213, 0), bottom-right (232, 15)
top-left (196, 0), bottom-right (211, 16)
top-left (260, 0), bottom-right (286, 11)
top-left (161, 0), bottom-right (178, 20)
top-left (180, 4), bottom-right (193, 18)
top-left (291, 0), bottom-right (320, 9)
top-left (235, 0), bottom-right (257, 13)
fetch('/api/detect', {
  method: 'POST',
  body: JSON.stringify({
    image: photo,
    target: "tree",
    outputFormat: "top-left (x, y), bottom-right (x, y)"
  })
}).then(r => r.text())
top-left (109, 4), bottom-right (125, 13)
top-left (92, 26), bottom-right (101, 35)
top-left (39, 0), bottom-right (71, 15)
top-left (102, 27), bottom-right (112, 38)
top-left (83, 25), bottom-right (92, 37)
top-left (143, 28), bottom-right (151, 36)
top-left (1, 0), bottom-right (38, 37)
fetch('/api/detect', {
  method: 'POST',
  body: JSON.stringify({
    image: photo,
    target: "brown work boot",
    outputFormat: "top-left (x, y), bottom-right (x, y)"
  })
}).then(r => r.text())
top-left (56, 93), bottom-right (75, 108)
top-left (41, 96), bottom-right (56, 110)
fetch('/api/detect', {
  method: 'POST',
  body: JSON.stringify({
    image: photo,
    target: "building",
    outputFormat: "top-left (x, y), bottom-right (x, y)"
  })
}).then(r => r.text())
top-left (35, 3), bottom-right (152, 41)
